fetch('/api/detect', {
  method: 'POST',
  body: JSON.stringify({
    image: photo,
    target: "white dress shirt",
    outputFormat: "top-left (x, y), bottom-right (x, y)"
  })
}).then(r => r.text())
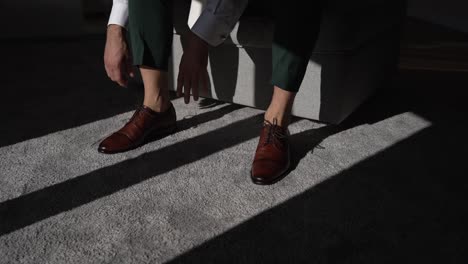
top-left (108, 0), bottom-right (248, 47)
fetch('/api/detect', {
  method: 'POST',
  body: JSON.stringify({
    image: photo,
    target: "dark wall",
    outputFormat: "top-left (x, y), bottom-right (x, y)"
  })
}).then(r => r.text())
top-left (408, 0), bottom-right (468, 32)
top-left (0, 0), bottom-right (83, 38)
top-left (1, 0), bottom-right (468, 38)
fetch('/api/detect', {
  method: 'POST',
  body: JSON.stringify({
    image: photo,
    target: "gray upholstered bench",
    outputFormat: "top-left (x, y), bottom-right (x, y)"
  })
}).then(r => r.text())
top-left (170, 0), bottom-right (404, 124)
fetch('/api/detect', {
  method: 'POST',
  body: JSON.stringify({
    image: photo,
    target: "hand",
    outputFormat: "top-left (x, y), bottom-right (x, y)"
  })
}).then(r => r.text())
top-left (104, 24), bottom-right (134, 87)
top-left (177, 30), bottom-right (209, 104)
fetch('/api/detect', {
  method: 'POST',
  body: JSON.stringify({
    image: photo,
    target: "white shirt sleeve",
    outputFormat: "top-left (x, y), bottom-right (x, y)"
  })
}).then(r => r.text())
top-left (108, 0), bottom-right (129, 28)
top-left (191, 0), bottom-right (249, 47)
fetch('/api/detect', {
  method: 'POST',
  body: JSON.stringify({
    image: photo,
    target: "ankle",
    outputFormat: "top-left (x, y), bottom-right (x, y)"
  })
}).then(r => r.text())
top-left (264, 110), bottom-right (289, 128)
top-left (143, 96), bottom-right (171, 113)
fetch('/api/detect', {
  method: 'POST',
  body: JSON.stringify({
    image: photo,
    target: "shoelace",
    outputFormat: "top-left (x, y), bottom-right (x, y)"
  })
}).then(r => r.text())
top-left (263, 119), bottom-right (286, 146)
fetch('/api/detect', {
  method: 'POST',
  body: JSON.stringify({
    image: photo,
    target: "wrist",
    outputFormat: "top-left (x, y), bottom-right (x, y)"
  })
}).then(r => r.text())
top-left (188, 30), bottom-right (209, 51)
top-left (107, 24), bottom-right (125, 36)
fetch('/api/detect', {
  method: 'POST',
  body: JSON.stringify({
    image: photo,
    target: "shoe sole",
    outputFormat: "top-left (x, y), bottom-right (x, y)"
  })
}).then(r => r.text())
top-left (250, 169), bottom-right (289, 185)
top-left (98, 124), bottom-right (177, 154)
top-left (250, 158), bottom-right (291, 185)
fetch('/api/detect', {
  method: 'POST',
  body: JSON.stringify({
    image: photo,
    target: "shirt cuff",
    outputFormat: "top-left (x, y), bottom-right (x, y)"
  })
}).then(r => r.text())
top-left (107, 3), bottom-right (128, 28)
top-left (191, 9), bottom-right (230, 47)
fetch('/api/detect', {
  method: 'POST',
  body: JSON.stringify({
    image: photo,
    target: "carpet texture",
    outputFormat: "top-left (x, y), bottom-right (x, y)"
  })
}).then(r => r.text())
top-left (1, 37), bottom-right (467, 263)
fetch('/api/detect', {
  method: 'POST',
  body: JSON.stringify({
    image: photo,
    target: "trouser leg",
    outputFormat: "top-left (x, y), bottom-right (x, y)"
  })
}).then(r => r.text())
top-left (271, 1), bottom-right (323, 92)
top-left (128, 0), bottom-right (173, 70)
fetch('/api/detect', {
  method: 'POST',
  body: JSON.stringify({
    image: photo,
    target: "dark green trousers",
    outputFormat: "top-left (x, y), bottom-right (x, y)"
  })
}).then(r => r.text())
top-left (128, 0), bottom-right (173, 70)
top-left (128, 0), bottom-right (322, 92)
top-left (270, 1), bottom-right (322, 92)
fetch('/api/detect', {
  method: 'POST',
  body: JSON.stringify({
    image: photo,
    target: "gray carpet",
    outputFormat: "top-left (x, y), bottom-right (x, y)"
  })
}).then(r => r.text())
top-left (1, 37), bottom-right (468, 263)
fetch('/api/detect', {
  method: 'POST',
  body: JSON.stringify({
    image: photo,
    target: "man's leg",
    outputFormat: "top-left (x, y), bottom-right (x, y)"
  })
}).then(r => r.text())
top-left (139, 67), bottom-right (171, 112)
top-left (251, 1), bottom-right (322, 184)
top-left (267, 1), bottom-right (322, 126)
top-left (129, 0), bottom-right (173, 112)
top-left (99, 0), bottom-right (176, 154)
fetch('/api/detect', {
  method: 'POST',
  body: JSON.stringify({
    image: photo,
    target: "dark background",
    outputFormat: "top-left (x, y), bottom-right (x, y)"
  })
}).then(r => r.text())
top-left (1, 0), bottom-right (467, 39)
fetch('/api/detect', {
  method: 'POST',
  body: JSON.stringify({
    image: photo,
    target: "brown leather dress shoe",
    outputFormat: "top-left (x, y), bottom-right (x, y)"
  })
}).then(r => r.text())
top-left (98, 103), bottom-right (177, 154)
top-left (251, 119), bottom-right (291, 185)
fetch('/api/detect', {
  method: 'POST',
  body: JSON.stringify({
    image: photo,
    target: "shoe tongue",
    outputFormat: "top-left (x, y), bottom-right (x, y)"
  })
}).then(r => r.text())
top-left (263, 119), bottom-right (275, 127)
top-left (263, 119), bottom-right (284, 129)
top-left (263, 120), bottom-right (286, 136)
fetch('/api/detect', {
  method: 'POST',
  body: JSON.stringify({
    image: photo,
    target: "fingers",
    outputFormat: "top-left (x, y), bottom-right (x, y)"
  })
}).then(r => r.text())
top-left (192, 77), bottom-right (199, 101)
top-left (178, 52), bottom-right (209, 103)
top-left (104, 64), bottom-right (111, 79)
top-left (184, 78), bottom-right (191, 104)
top-left (116, 63), bottom-right (128, 87)
top-left (178, 73), bottom-right (197, 103)
top-left (114, 72), bottom-right (128, 87)
top-left (126, 57), bottom-right (135, 78)
top-left (108, 68), bottom-right (126, 87)
top-left (201, 71), bottom-right (209, 94)
top-left (118, 76), bottom-right (128, 87)
top-left (177, 72), bottom-right (209, 103)
top-left (104, 60), bottom-right (128, 87)
top-left (177, 73), bottom-right (183, 97)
